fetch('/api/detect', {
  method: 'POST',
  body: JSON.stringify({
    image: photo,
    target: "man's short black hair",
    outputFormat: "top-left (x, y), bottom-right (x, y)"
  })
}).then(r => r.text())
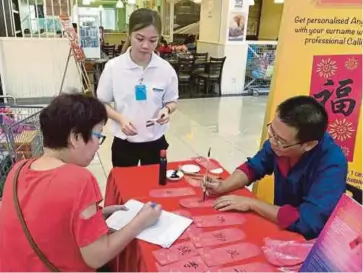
top-left (40, 94), bottom-right (107, 149)
top-left (277, 96), bottom-right (328, 143)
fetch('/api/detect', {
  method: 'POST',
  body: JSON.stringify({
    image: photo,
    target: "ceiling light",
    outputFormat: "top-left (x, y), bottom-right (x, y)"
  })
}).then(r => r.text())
top-left (116, 0), bottom-right (124, 8)
top-left (249, 0), bottom-right (255, 5)
top-left (274, 0), bottom-right (284, 3)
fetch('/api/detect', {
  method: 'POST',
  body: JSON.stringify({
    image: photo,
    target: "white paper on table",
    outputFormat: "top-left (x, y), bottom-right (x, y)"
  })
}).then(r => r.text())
top-left (105, 199), bottom-right (193, 248)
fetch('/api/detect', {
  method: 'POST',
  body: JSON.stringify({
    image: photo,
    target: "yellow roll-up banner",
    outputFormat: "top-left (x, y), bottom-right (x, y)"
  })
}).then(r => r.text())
top-left (253, 0), bottom-right (362, 204)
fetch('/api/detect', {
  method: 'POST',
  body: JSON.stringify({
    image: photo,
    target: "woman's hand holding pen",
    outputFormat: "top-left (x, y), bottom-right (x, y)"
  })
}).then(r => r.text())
top-left (133, 202), bottom-right (162, 229)
top-left (119, 115), bottom-right (137, 136)
top-left (156, 107), bottom-right (170, 125)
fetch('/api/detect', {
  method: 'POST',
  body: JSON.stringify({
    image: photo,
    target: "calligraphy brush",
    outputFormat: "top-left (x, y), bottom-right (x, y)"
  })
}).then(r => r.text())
top-left (202, 147), bottom-right (211, 202)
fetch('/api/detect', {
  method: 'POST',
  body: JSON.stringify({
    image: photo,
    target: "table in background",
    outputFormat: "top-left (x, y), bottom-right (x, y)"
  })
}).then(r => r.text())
top-left (104, 160), bottom-right (303, 272)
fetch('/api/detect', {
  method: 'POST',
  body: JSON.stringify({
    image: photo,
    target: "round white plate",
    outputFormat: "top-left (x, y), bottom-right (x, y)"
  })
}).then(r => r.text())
top-left (210, 168), bottom-right (223, 174)
top-left (181, 164), bottom-right (201, 174)
top-left (167, 170), bottom-right (184, 181)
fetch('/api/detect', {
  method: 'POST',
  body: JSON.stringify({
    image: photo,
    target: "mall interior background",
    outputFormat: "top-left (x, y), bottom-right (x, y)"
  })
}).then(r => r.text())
top-left (0, 0), bottom-right (284, 102)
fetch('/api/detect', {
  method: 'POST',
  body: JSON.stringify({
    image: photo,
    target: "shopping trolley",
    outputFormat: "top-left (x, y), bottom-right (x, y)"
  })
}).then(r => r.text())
top-left (244, 44), bottom-right (276, 96)
top-left (0, 96), bottom-right (44, 197)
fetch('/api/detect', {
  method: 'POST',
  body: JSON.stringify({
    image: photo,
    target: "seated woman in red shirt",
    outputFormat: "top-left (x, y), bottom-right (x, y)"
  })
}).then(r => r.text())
top-left (0, 94), bottom-right (161, 271)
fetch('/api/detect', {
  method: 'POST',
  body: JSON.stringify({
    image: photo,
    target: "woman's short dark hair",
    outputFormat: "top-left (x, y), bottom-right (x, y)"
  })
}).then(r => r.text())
top-left (40, 94), bottom-right (107, 149)
top-left (277, 96), bottom-right (328, 143)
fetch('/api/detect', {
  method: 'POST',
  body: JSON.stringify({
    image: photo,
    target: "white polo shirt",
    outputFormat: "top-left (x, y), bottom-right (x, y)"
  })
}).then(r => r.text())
top-left (97, 48), bottom-right (179, 143)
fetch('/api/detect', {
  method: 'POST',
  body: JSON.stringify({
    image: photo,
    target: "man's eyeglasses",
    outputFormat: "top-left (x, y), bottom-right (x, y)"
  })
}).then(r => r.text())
top-left (92, 131), bottom-right (106, 145)
top-left (266, 123), bottom-right (302, 149)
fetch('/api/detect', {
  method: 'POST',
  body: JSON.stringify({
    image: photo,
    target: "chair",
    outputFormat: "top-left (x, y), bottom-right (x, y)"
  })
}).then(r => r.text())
top-left (176, 58), bottom-right (195, 97)
top-left (193, 52), bottom-right (208, 62)
top-left (160, 52), bottom-right (173, 59)
top-left (102, 45), bottom-right (116, 59)
top-left (115, 45), bottom-right (121, 56)
top-left (191, 52), bottom-right (209, 78)
top-left (192, 52), bottom-right (208, 71)
top-left (115, 40), bottom-right (125, 56)
top-left (196, 56), bottom-right (226, 96)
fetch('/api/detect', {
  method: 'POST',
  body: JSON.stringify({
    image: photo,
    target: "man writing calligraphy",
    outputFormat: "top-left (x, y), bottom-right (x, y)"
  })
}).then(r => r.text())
top-left (204, 96), bottom-right (347, 240)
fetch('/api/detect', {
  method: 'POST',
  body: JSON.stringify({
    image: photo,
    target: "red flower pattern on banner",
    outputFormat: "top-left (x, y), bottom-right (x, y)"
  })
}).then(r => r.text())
top-left (310, 55), bottom-right (362, 162)
top-left (316, 58), bottom-right (337, 78)
top-left (328, 119), bottom-right (354, 141)
top-left (345, 57), bottom-right (359, 71)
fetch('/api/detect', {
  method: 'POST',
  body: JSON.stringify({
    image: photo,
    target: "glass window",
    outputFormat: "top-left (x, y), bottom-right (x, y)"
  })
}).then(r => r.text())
top-left (247, 0), bottom-right (262, 39)
top-left (101, 8), bottom-right (116, 30)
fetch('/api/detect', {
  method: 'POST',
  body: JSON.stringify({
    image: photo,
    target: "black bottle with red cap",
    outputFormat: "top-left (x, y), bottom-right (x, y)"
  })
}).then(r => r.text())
top-left (159, 149), bottom-right (167, 186)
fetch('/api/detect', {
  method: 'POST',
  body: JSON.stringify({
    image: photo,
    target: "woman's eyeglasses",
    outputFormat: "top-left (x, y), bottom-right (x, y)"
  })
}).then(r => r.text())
top-left (92, 131), bottom-right (106, 145)
top-left (266, 123), bottom-right (302, 149)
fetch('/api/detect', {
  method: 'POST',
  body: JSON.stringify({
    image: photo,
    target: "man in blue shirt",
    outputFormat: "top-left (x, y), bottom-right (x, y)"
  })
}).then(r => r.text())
top-left (204, 96), bottom-right (347, 239)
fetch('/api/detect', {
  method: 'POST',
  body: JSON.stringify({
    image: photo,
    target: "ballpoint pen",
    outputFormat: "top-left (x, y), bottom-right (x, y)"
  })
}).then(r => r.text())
top-left (146, 114), bottom-right (166, 127)
top-left (202, 147), bottom-right (211, 202)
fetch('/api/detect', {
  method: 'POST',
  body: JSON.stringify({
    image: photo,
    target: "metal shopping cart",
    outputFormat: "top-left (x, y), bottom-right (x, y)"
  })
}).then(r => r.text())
top-left (244, 44), bottom-right (276, 96)
top-left (0, 96), bottom-right (44, 197)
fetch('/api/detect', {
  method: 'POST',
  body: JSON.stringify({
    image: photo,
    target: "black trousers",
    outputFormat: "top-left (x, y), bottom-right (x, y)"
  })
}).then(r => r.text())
top-left (112, 136), bottom-right (169, 167)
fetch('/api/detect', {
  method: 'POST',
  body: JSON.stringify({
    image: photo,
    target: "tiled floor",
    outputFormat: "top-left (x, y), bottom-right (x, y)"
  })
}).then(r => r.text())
top-left (88, 96), bottom-right (268, 196)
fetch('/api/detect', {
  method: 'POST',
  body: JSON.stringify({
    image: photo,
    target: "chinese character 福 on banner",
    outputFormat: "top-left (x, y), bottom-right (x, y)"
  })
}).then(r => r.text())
top-left (310, 54), bottom-right (362, 162)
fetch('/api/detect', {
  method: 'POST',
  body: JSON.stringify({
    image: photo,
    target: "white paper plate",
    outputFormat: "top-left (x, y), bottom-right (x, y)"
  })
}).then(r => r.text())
top-left (181, 164), bottom-right (201, 174)
top-left (210, 168), bottom-right (223, 174)
top-left (166, 170), bottom-right (184, 181)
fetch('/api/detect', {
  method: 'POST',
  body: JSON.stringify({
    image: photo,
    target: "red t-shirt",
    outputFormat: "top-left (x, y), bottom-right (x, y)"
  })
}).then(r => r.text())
top-left (158, 45), bottom-right (172, 54)
top-left (0, 160), bottom-right (109, 271)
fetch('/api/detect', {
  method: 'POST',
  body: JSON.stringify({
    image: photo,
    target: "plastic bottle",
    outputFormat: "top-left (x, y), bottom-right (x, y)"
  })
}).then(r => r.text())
top-left (159, 149), bottom-right (167, 186)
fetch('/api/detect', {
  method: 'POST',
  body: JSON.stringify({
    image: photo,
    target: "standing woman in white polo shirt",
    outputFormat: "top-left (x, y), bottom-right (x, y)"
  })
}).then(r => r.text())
top-left (97, 8), bottom-right (178, 167)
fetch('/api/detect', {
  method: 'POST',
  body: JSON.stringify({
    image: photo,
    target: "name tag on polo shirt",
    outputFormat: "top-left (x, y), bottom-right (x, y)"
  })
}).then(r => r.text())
top-left (135, 84), bottom-right (147, 101)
